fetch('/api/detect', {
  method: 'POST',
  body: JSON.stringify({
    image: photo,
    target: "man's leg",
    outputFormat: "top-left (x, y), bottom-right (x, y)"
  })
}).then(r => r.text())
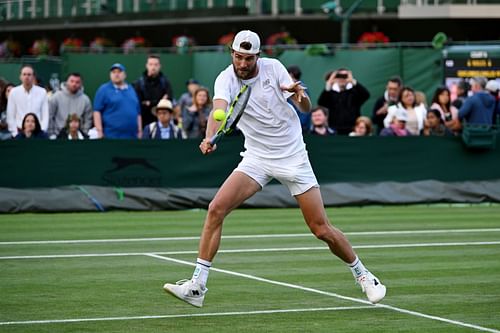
top-left (295, 187), bottom-right (386, 303)
top-left (198, 171), bottom-right (262, 261)
top-left (295, 187), bottom-right (355, 262)
top-left (164, 171), bottom-right (261, 307)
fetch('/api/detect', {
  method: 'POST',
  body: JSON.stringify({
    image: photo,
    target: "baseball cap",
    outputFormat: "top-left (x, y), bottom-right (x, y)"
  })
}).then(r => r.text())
top-left (186, 78), bottom-right (199, 85)
top-left (110, 63), bottom-right (126, 72)
top-left (153, 99), bottom-right (174, 115)
top-left (232, 30), bottom-right (260, 55)
top-left (395, 108), bottom-right (408, 122)
top-left (485, 80), bottom-right (499, 93)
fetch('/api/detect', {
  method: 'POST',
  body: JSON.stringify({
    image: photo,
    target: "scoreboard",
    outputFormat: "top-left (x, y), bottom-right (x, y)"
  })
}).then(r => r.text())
top-left (443, 46), bottom-right (500, 100)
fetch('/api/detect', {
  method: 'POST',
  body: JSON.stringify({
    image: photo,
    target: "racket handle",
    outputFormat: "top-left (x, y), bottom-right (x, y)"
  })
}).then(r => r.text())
top-left (210, 133), bottom-right (221, 145)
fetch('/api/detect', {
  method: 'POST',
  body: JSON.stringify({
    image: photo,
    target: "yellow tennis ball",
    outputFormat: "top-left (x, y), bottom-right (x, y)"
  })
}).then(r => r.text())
top-left (213, 109), bottom-right (226, 121)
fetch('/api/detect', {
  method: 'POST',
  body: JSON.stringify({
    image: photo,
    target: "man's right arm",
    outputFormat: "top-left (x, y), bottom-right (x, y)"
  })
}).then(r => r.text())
top-left (82, 96), bottom-right (93, 134)
top-left (48, 95), bottom-right (58, 136)
top-left (458, 97), bottom-right (472, 121)
top-left (6, 90), bottom-right (17, 137)
top-left (93, 86), bottom-right (106, 138)
top-left (317, 89), bottom-right (331, 109)
top-left (372, 98), bottom-right (387, 119)
top-left (93, 111), bottom-right (104, 138)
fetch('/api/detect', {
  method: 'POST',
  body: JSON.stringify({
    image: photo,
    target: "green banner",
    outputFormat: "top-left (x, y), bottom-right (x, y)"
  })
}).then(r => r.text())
top-left (61, 48), bottom-right (442, 117)
top-left (1, 136), bottom-right (499, 189)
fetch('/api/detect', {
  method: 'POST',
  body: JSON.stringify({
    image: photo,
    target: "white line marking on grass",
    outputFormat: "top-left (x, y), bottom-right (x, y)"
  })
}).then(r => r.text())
top-left (147, 254), bottom-right (500, 333)
top-left (0, 252), bottom-right (147, 260)
top-left (2, 228), bottom-right (500, 245)
top-left (1, 241), bottom-right (499, 260)
top-left (0, 306), bottom-right (373, 326)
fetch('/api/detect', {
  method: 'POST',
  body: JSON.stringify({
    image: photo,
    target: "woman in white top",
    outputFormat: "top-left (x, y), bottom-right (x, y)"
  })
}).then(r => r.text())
top-left (384, 86), bottom-right (427, 135)
top-left (429, 86), bottom-right (460, 133)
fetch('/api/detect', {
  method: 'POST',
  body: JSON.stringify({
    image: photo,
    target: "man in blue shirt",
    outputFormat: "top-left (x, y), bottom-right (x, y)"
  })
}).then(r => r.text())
top-left (93, 63), bottom-right (142, 139)
top-left (458, 77), bottom-right (497, 125)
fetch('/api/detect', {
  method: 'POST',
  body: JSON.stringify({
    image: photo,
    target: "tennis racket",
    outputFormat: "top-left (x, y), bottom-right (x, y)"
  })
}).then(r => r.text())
top-left (210, 84), bottom-right (251, 145)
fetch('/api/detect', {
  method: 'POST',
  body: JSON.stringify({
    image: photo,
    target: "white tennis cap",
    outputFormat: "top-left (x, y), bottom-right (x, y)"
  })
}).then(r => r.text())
top-left (232, 30), bottom-right (260, 55)
top-left (395, 108), bottom-right (408, 122)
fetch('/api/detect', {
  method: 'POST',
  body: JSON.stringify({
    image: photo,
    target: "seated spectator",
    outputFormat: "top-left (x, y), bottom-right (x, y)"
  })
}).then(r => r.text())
top-left (422, 109), bottom-right (453, 136)
top-left (15, 113), bottom-right (48, 139)
top-left (349, 116), bottom-right (372, 136)
top-left (142, 99), bottom-right (184, 140)
top-left (287, 65), bottom-right (311, 132)
top-left (0, 82), bottom-right (14, 140)
top-left (318, 68), bottom-right (370, 135)
top-left (93, 63), bottom-right (142, 139)
top-left (380, 108), bottom-right (411, 137)
top-left (58, 114), bottom-right (87, 140)
top-left (372, 76), bottom-right (402, 134)
top-left (430, 86), bottom-right (460, 132)
top-left (384, 87), bottom-right (426, 136)
top-left (182, 87), bottom-right (211, 138)
top-left (307, 106), bottom-right (335, 136)
top-left (458, 77), bottom-right (497, 126)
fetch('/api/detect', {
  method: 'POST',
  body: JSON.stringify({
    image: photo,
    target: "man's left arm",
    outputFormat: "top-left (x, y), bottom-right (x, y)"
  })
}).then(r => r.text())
top-left (275, 60), bottom-right (311, 113)
top-left (287, 84), bottom-right (311, 113)
top-left (135, 94), bottom-right (142, 139)
top-left (137, 114), bottom-right (143, 139)
top-left (40, 93), bottom-right (49, 131)
top-left (164, 77), bottom-right (174, 101)
top-left (349, 72), bottom-right (370, 104)
top-left (82, 96), bottom-right (93, 134)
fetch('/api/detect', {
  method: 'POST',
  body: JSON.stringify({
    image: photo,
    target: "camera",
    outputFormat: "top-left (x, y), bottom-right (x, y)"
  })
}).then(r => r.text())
top-left (335, 73), bottom-right (348, 79)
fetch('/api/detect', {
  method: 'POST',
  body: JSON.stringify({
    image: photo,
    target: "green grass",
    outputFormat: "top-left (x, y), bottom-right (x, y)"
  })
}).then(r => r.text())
top-left (0, 206), bottom-right (499, 332)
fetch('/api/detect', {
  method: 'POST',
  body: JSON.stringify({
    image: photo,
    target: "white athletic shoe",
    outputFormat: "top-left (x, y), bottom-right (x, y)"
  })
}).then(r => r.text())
top-left (163, 279), bottom-right (207, 308)
top-left (357, 272), bottom-right (386, 304)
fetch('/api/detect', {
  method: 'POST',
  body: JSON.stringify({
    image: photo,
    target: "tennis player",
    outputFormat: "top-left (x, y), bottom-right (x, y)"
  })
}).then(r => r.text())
top-left (164, 30), bottom-right (386, 307)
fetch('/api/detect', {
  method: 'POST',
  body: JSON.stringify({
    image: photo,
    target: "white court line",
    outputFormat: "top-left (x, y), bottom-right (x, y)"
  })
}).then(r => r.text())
top-left (0, 306), bottom-right (373, 326)
top-left (1, 241), bottom-right (499, 260)
top-left (2, 228), bottom-right (500, 245)
top-left (147, 254), bottom-right (500, 333)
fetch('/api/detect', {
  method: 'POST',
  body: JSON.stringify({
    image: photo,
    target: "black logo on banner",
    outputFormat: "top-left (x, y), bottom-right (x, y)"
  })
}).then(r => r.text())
top-left (102, 157), bottom-right (162, 187)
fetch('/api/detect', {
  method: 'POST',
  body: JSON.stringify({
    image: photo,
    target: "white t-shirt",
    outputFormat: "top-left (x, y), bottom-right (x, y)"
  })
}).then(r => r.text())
top-left (213, 58), bottom-right (305, 159)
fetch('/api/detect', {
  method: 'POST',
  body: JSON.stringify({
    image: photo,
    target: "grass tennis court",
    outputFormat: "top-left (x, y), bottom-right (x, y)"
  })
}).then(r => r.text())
top-left (1, 205), bottom-right (499, 333)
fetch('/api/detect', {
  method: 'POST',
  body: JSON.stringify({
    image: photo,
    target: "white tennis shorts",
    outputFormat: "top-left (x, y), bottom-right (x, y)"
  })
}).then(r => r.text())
top-left (234, 150), bottom-right (319, 196)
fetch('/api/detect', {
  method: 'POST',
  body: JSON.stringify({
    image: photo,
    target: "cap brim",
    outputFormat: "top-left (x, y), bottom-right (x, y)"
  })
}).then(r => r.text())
top-left (154, 107), bottom-right (173, 113)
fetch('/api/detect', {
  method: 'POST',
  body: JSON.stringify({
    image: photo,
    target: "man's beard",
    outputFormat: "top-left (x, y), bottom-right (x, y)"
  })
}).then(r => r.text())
top-left (233, 64), bottom-right (256, 80)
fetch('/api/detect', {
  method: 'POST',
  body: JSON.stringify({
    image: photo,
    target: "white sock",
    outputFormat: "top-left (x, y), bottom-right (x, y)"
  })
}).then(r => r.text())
top-left (192, 258), bottom-right (211, 287)
top-left (348, 256), bottom-right (367, 279)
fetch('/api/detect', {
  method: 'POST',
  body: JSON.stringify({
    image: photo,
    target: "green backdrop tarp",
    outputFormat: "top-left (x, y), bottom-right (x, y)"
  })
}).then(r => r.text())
top-left (61, 53), bottom-right (193, 102)
top-left (2, 48), bottom-right (442, 118)
top-left (1, 136), bottom-right (499, 189)
top-left (60, 48), bottom-right (442, 116)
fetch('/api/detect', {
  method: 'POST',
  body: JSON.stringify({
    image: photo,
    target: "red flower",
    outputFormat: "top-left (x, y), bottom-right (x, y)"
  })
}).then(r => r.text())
top-left (358, 32), bottom-right (390, 44)
top-left (218, 32), bottom-right (235, 46)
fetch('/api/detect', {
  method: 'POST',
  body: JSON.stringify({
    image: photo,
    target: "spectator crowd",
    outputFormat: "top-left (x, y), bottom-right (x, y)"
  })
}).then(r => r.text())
top-left (1, 57), bottom-right (499, 141)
